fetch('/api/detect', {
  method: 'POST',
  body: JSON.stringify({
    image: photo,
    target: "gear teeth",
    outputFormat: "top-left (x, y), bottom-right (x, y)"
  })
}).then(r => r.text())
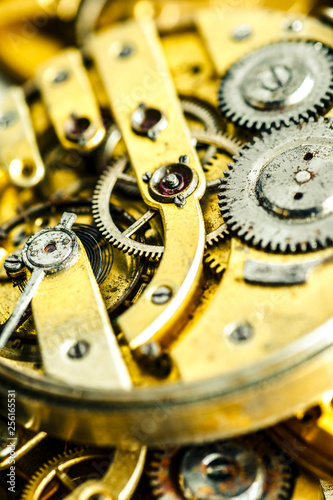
top-left (219, 119), bottom-right (333, 253)
top-left (219, 41), bottom-right (333, 131)
top-left (147, 437), bottom-right (296, 500)
top-left (204, 251), bottom-right (226, 274)
top-left (21, 447), bottom-right (95, 500)
top-left (92, 157), bottom-right (164, 260)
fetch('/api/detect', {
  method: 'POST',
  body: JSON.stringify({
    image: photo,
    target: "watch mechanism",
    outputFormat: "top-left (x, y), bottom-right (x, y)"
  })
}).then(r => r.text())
top-left (0, 0), bottom-right (332, 498)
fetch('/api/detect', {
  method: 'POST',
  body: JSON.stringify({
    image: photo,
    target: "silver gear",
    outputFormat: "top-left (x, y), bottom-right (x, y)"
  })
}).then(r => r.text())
top-left (148, 435), bottom-right (295, 500)
top-left (218, 41), bottom-right (333, 131)
top-left (219, 119), bottom-right (333, 253)
top-left (92, 131), bottom-right (242, 259)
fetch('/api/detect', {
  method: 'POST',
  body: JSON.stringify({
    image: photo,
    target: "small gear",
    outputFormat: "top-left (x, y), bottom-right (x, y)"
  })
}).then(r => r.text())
top-left (93, 132), bottom-right (242, 259)
top-left (21, 448), bottom-right (113, 500)
top-left (218, 41), bottom-right (333, 131)
top-left (148, 435), bottom-right (295, 500)
top-left (219, 119), bottom-right (333, 253)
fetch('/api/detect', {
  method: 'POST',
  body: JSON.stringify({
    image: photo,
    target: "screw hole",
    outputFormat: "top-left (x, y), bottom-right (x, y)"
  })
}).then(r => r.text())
top-left (303, 152), bottom-right (313, 161)
top-left (301, 405), bottom-right (322, 423)
top-left (294, 192), bottom-right (303, 200)
top-left (53, 70), bottom-right (70, 84)
top-left (44, 243), bottom-right (56, 254)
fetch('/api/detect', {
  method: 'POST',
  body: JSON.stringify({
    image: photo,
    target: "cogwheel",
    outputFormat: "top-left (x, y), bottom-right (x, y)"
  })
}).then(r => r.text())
top-left (218, 41), bottom-right (333, 131)
top-left (181, 98), bottom-right (224, 164)
top-left (93, 157), bottom-right (164, 260)
top-left (21, 447), bottom-right (112, 500)
top-left (204, 246), bottom-right (230, 275)
top-left (93, 133), bottom-right (242, 259)
top-left (219, 119), bottom-right (333, 253)
top-left (147, 435), bottom-right (295, 500)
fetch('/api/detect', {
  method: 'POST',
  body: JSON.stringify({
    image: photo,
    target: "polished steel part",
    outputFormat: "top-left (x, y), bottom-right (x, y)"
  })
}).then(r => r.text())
top-left (0, 87), bottom-right (45, 188)
top-left (244, 257), bottom-right (333, 285)
top-left (89, 19), bottom-right (206, 351)
top-left (36, 49), bottom-right (105, 152)
top-left (218, 41), bottom-right (333, 130)
top-left (219, 120), bottom-right (333, 252)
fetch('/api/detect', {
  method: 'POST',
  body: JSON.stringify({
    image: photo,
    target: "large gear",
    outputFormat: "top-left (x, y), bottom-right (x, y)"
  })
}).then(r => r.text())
top-left (218, 41), bottom-right (333, 131)
top-left (148, 435), bottom-right (295, 500)
top-left (92, 132), bottom-right (242, 259)
top-left (219, 119), bottom-right (333, 253)
top-left (20, 448), bottom-right (113, 500)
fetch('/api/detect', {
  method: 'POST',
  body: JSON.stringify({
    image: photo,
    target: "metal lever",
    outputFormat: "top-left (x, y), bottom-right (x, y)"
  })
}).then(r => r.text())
top-left (0, 212), bottom-right (78, 349)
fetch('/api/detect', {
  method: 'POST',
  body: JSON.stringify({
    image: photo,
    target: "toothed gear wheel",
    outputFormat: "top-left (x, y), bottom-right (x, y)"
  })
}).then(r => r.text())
top-left (21, 448), bottom-right (113, 500)
top-left (93, 156), bottom-right (164, 259)
top-left (219, 119), bottom-right (333, 253)
top-left (148, 435), bottom-right (295, 500)
top-left (218, 41), bottom-right (333, 131)
top-left (181, 98), bottom-right (223, 164)
top-left (93, 132), bottom-right (242, 259)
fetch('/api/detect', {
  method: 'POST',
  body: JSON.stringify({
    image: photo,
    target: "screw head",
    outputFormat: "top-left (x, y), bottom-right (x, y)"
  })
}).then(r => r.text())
top-left (53, 70), bottom-right (70, 84)
top-left (67, 341), bottom-right (90, 359)
top-left (165, 173), bottom-right (180, 189)
top-left (225, 321), bottom-right (254, 344)
top-left (118, 43), bottom-right (135, 59)
top-left (174, 194), bottom-right (186, 208)
top-left (179, 155), bottom-right (190, 165)
top-left (231, 24), bottom-right (252, 41)
top-left (284, 18), bottom-right (303, 32)
top-left (142, 172), bottom-right (152, 183)
top-left (139, 341), bottom-right (161, 359)
top-left (4, 252), bottom-right (23, 273)
top-left (151, 285), bottom-right (173, 305)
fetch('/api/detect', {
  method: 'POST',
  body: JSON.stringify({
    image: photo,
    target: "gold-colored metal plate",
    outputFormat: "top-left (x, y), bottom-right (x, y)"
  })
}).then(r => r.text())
top-left (89, 19), bottom-right (206, 351)
top-left (196, 7), bottom-right (333, 76)
top-left (32, 240), bottom-right (132, 390)
top-left (36, 49), bottom-right (105, 152)
top-left (0, 87), bottom-right (45, 188)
